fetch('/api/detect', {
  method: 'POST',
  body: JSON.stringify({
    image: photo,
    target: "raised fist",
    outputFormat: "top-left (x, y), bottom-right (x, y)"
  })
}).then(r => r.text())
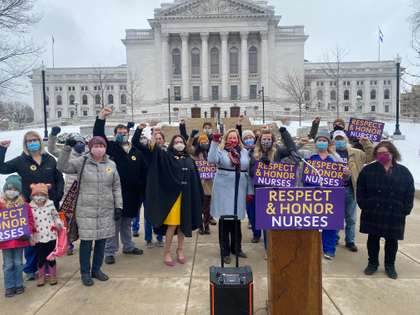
top-left (0, 140), bottom-right (11, 148)
top-left (51, 126), bottom-right (61, 136)
top-left (191, 129), bottom-right (199, 138)
top-left (212, 133), bottom-right (222, 143)
top-left (139, 123), bottom-right (147, 129)
top-left (99, 107), bottom-right (113, 120)
top-left (127, 122), bottom-right (135, 129)
top-left (65, 137), bottom-right (77, 147)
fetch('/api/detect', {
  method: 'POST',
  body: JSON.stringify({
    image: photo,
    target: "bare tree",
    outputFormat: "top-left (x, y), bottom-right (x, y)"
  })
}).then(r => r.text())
top-left (0, 100), bottom-right (34, 127)
top-left (126, 70), bottom-right (143, 122)
top-left (88, 66), bottom-right (111, 108)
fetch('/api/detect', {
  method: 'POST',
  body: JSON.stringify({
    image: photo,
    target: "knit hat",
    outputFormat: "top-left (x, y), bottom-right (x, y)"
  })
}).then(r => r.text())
top-left (30, 183), bottom-right (50, 197)
top-left (333, 118), bottom-right (346, 126)
top-left (3, 175), bottom-right (22, 193)
top-left (332, 130), bottom-right (348, 140)
top-left (88, 136), bottom-right (107, 150)
top-left (198, 134), bottom-right (209, 144)
top-left (315, 130), bottom-right (332, 144)
top-left (242, 130), bottom-right (255, 141)
top-left (69, 133), bottom-right (86, 144)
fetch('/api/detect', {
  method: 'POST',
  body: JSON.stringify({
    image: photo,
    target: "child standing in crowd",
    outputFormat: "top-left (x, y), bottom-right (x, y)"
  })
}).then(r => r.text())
top-left (0, 175), bottom-right (35, 297)
top-left (30, 183), bottom-right (63, 287)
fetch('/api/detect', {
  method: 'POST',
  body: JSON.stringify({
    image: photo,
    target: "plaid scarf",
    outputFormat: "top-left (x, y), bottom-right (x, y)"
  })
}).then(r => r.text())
top-left (224, 143), bottom-right (241, 168)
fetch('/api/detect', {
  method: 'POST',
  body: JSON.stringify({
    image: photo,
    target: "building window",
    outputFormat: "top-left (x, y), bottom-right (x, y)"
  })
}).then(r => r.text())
top-left (212, 86), bottom-right (219, 101)
top-left (210, 47), bottom-right (219, 75)
top-left (95, 94), bottom-right (101, 105)
top-left (83, 110), bottom-right (88, 117)
top-left (384, 89), bottom-right (390, 100)
top-left (174, 86), bottom-right (181, 101)
top-left (192, 86), bottom-right (200, 101)
top-left (172, 48), bottom-right (181, 75)
top-left (45, 96), bottom-right (49, 106)
top-left (69, 95), bottom-right (75, 105)
top-left (82, 95), bottom-right (88, 105)
top-left (191, 48), bottom-right (200, 77)
top-left (121, 94), bottom-right (127, 105)
top-left (330, 90), bottom-right (336, 101)
top-left (249, 46), bottom-right (258, 74)
top-left (344, 105), bottom-right (349, 112)
top-left (108, 94), bottom-right (114, 105)
top-left (56, 95), bottom-right (62, 106)
top-left (70, 111), bottom-right (75, 118)
top-left (250, 85), bottom-right (257, 99)
top-left (344, 90), bottom-right (350, 101)
top-left (370, 90), bottom-right (376, 100)
top-left (229, 47), bottom-right (239, 74)
top-left (230, 85), bottom-right (238, 100)
top-left (57, 111), bottom-right (62, 118)
top-left (357, 89), bottom-right (363, 98)
top-left (317, 90), bottom-right (323, 101)
top-left (305, 90), bottom-right (310, 102)
top-left (385, 105), bottom-right (390, 113)
top-left (371, 105), bottom-right (376, 112)
top-left (120, 85), bottom-right (126, 90)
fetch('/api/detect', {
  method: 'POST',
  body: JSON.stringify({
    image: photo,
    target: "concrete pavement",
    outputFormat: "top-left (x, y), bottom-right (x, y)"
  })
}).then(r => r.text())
top-left (1, 199), bottom-right (419, 315)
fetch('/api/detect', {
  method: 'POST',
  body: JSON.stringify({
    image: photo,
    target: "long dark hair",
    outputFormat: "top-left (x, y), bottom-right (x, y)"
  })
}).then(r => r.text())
top-left (168, 134), bottom-right (187, 153)
top-left (373, 141), bottom-right (401, 163)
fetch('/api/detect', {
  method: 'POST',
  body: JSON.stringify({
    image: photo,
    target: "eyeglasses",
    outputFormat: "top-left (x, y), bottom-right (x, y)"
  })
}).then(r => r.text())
top-left (25, 139), bottom-right (39, 143)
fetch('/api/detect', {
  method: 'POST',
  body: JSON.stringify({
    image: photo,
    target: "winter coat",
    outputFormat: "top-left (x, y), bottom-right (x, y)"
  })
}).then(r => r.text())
top-left (0, 147), bottom-right (64, 209)
top-left (93, 118), bottom-right (148, 218)
top-left (57, 146), bottom-right (123, 241)
top-left (208, 142), bottom-right (251, 220)
top-left (186, 136), bottom-right (213, 196)
top-left (343, 144), bottom-right (374, 194)
top-left (356, 162), bottom-right (415, 240)
top-left (30, 199), bottom-right (63, 244)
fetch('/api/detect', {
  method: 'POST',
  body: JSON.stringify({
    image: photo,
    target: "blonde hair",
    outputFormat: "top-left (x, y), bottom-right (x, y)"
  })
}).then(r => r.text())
top-left (253, 130), bottom-right (277, 161)
top-left (219, 129), bottom-right (243, 150)
top-left (22, 131), bottom-right (44, 155)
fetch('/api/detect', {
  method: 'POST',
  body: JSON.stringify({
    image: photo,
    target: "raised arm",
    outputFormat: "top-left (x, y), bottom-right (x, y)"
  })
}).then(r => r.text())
top-left (0, 142), bottom-right (19, 174)
top-left (131, 124), bottom-right (144, 151)
top-left (308, 117), bottom-right (320, 140)
top-left (207, 133), bottom-right (222, 165)
top-left (57, 146), bottom-right (80, 175)
top-left (179, 120), bottom-right (189, 141)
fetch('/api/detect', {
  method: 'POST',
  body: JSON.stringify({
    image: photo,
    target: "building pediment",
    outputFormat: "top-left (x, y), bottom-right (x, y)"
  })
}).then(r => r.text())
top-left (155, 0), bottom-right (273, 18)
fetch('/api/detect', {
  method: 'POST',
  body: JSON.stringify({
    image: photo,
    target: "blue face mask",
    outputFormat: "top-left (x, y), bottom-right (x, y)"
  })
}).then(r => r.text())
top-left (243, 138), bottom-right (255, 147)
top-left (335, 140), bottom-right (347, 151)
top-left (316, 141), bottom-right (328, 151)
top-left (115, 133), bottom-right (127, 143)
top-left (73, 142), bottom-right (86, 154)
top-left (27, 141), bottom-right (41, 152)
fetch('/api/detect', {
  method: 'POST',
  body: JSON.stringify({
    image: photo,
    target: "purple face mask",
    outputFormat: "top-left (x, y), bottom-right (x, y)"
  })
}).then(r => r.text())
top-left (376, 152), bottom-right (392, 165)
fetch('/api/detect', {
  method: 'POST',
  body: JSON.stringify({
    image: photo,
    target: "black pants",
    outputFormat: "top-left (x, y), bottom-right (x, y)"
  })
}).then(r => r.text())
top-left (367, 234), bottom-right (398, 267)
top-left (218, 219), bottom-right (242, 258)
top-left (35, 240), bottom-right (56, 268)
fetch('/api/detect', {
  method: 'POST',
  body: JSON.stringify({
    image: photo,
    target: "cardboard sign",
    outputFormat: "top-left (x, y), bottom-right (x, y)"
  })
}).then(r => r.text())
top-left (0, 205), bottom-right (30, 242)
top-left (253, 161), bottom-right (297, 187)
top-left (195, 160), bottom-right (217, 180)
top-left (347, 118), bottom-right (384, 142)
top-left (302, 159), bottom-right (346, 187)
top-left (255, 187), bottom-right (345, 230)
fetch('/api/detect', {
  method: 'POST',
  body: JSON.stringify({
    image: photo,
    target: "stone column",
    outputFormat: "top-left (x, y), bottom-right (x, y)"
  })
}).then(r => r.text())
top-left (181, 33), bottom-right (190, 101)
top-left (261, 31), bottom-right (269, 97)
top-left (240, 31), bottom-right (249, 100)
top-left (201, 32), bottom-right (209, 101)
top-left (221, 32), bottom-right (229, 100)
top-left (161, 33), bottom-right (169, 100)
top-left (377, 79), bottom-right (384, 113)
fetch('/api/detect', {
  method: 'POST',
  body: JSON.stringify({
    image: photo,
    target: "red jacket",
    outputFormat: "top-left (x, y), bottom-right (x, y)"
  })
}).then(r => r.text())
top-left (0, 203), bottom-right (36, 250)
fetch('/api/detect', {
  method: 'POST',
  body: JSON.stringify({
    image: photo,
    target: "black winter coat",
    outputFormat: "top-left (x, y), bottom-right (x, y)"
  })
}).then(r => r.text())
top-left (356, 162), bottom-right (415, 240)
top-left (0, 147), bottom-right (64, 209)
top-left (93, 118), bottom-right (148, 218)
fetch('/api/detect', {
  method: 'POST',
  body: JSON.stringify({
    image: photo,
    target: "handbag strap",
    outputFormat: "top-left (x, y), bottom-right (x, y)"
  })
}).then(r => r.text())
top-left (73, 156), bottom-right (88, 216)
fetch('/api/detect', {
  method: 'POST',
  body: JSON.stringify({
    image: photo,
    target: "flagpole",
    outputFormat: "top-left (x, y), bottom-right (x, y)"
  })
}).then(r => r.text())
top-left (378, 28), bottom-right (381, 61)
top-left (52, 35), bottom-right (55, 68)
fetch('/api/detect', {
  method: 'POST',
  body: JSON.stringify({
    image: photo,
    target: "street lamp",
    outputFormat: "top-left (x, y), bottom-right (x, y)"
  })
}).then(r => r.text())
top-left (356, 95), bottom-right (363, 113)
top-left (167, 85), bottom-right (171, 125)
top-left (74, 102), bottom-right (79, 118)
top-left (41, 64), bottom-right (48, 141)
top-left (258, 86), bottom-right (265, 124)
top-left (394, 55), bottom-right (402, 136)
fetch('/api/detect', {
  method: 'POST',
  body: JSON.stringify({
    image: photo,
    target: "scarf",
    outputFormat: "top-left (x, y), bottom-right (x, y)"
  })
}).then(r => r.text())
top-left (224, 143), bottom-right (241, 168)
top-left (5, 196), bottom-right (25, 209)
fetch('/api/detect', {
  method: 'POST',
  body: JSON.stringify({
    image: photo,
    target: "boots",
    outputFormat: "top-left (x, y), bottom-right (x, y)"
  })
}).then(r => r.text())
top-left (48, 264), bottom-right (58, 285)
top-left (37, 266), bottom-right (46, 287)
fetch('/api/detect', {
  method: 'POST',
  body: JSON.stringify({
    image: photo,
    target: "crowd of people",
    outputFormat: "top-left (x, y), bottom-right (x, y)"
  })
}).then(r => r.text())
top-left (0, 108), bottom-right (415, 298)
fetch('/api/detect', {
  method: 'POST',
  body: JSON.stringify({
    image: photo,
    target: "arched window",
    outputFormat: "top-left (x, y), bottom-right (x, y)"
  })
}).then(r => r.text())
top-left (95, 94), bottom-right (101, 105)
top-left (370, 89), bottom-right (376, 100)
top-left (384, 89), bottom-right (390, 100)
top-left (330, 90), bottom-right (336, 101)
top-left (172, 48), bottom-right (181, 75)
top-left (191, 48), bottom-right (200, 76)
top-left (357, 89), bottom-right (363, 98)
top-left (249, 46), bottom-right (258, 74)
top-left (121, 94), bottom-right (127, 105)
top-left (304, 90), bottom-right (310, 102)
top-left (108, 94), bottom-right (114, 105)
top-left (82, 95), bottom-right (88, 105)
top-left (69, 95), bottom-right (75, 105)
top-left (56, 95), bottom-right (62, 106)
top-left (317, 90), bottom-right (323, 101)
top-left (229, 47), bottom-right (239, 74)
top-left (210, 47), bottom-right (219, 75)
top-left (45, 96), bottom-right (49, 106)
top-left (344, 90), bottom-right (350, 101)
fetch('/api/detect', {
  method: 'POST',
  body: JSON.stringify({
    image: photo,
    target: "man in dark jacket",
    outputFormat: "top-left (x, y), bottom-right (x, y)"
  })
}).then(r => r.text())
top-left (94, 107), bottom-right (148, 264)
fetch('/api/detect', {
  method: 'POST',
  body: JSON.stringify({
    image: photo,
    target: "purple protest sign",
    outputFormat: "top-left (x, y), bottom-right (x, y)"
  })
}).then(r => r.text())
top-left (347, 118), bottom-right (384, 142)
top-left (195, 159), bottom-right (217, 180)
top-left (253, 161), bottom-right (297, 187)
top-left (302, 159), bottom-right (346, 187)
top-left (255, 187), bottom-right (345, 230)
top-left (0, 204), bottom-right (30, 242)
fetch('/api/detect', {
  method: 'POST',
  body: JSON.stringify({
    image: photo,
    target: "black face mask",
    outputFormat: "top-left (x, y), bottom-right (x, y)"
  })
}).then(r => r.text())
top-left (200, 144), bottom-right (209, 151)
top-left (334, 125), bottom-right (345, 131)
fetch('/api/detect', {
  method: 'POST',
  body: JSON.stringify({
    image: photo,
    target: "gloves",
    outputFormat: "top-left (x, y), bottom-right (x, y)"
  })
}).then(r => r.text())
top-left (261, 156), bottom-right (271, 165)
top-left (127, 122), bottom-right (135, 129)
top-left (212, 133), bottom-right (222, 143)
top-left (51, 126), bottom-right (61, 136)
top-left (19, 235), bottom-right (30, 241)
top-left (114, 208), bottom-right (122, 221)
top-left (246, 195), bottom-right (254, 203)
top-left (191, 129), bottom-right (199, 138)
top-left (65, 137), bottom-right (77, 147)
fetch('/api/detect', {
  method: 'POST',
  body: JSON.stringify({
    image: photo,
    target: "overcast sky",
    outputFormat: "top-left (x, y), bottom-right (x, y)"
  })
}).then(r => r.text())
top-left (20, 0), bottom-right (418, 102)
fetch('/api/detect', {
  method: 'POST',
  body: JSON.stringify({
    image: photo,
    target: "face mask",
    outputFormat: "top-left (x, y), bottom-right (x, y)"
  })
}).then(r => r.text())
top-left (91, 147), bottom-right (106, 159)
top-left (27, 141), bottom-right (41, 152)
top-left (33, 195), bottom-right (47, 203)
top-left (173, 143), bottom-right (185, 152)
top-left (140, 138), bottom-right (149, 146)
top-left (335, 140), bottom-right (347, 151)
top-left (204, 128), bottom-right (212, 135)
top-left (227, 139), bottom-right (239, 147)
top-left (243, 138), bottom-right (255, 147)
top-left (115, 134), bottom-right (128, 143)
top-left (74, 142), bottom-right (85, 154)
top-left (316, 141), bottom-right (329, 151)
top-left (261, 139), bottom-right (273, 150)
top-left (334, 125), bottom-right (345, 131)
top-left (376, 152), bottom-right (392, 165)
top-left (200, 143), bottom-right (209, 150)
top-left (5, 190), bottom-right (19, 200)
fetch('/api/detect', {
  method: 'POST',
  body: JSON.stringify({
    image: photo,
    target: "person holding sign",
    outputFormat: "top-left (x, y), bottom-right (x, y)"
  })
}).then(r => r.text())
top-left (0, 175), bottom-right (35, 298)
top-left (357, 141), bottom-right (415, 279)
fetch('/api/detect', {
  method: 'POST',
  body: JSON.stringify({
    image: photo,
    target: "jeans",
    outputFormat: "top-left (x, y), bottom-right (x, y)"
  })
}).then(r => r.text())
top-left (344, 186), bottom-right (357, 244)
top-left (79, 239), bottom-right (106, 275)
top-left (322, 230), bottom-right (338, 256)
top-left (144, 219), bottom-right (163, 242)
top-left (132, 214), bottom-right (140, 233)
top-left (23, 246), bottom-right (37, 275)
top-left (218, 219), bottom-right (242, 258)
top-left (367, 234), bottom-right (398, 267)
top-left (105, 217), bottom-right (136, 256)
top-left (246, 198), bottom-right (261, 239)
top-left (2, 248), bottom-right (24, 289)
